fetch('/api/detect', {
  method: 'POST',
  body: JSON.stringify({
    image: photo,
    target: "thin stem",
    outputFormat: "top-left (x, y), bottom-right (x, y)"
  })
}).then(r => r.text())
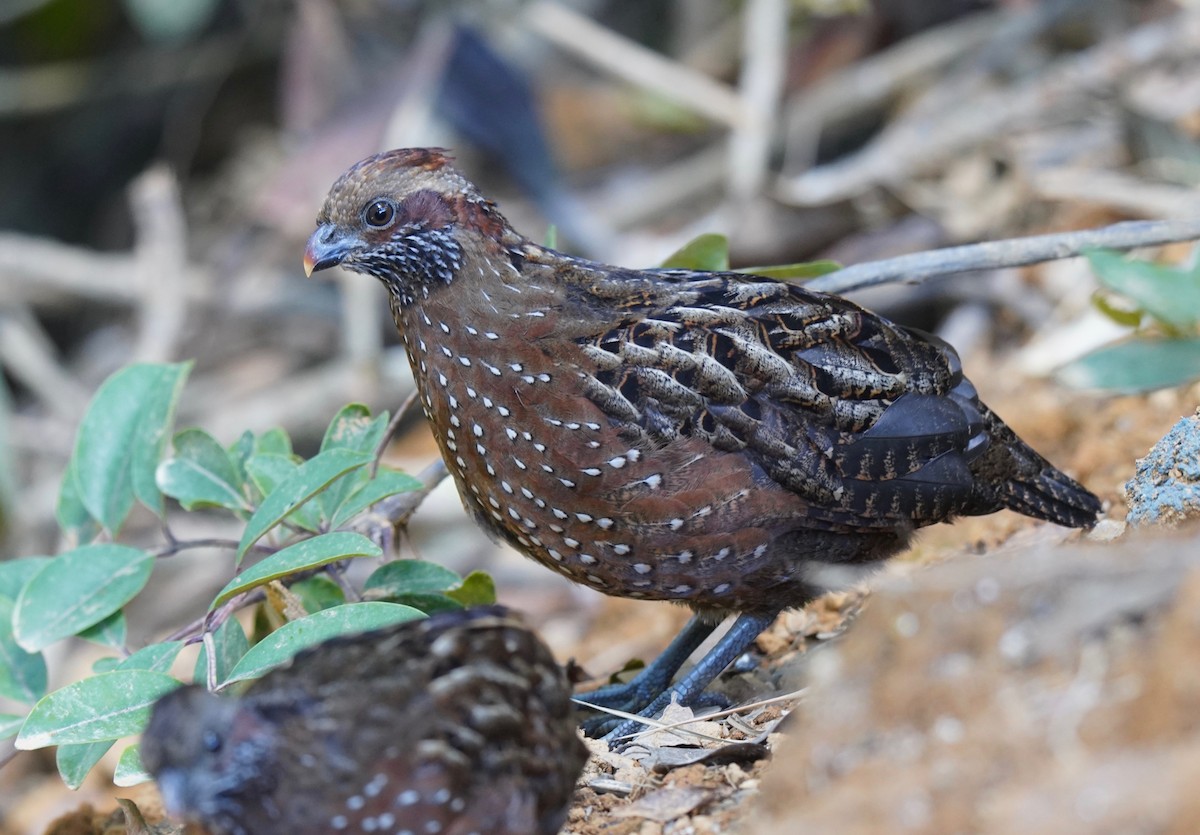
top-left (152, 537), bottom-right (241, 558)
top-left (372, 388), bottom-right (420, 477)
top-left (810, 217), bottom-right (1200, 295)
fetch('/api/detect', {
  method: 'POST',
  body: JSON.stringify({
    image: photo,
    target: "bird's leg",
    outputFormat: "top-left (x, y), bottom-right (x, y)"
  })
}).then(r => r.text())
top-left (576, 615), bottom-right (717, 736)
top-left (601, 611), bottom-right (778, 748)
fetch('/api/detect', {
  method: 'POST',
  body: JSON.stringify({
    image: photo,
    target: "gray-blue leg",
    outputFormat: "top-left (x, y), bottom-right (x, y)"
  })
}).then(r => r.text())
top-left (578, 616), bottom-right (717, 709)
top-left (602, 611), bottom-right (777, 747)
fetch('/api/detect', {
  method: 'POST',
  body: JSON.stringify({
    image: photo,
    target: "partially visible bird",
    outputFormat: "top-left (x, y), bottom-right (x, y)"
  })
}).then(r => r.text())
top-left (141, 607), bottom-right (586, 835)
top-left (303, 148), bottom-right (1102, 742)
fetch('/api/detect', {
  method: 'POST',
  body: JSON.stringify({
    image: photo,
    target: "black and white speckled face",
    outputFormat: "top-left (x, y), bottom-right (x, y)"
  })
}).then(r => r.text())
top-left (304, 149), bottom-right (512, 307)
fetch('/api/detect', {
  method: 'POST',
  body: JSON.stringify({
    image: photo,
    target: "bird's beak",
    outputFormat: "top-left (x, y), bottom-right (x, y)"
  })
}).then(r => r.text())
top-left (303, 225), bottom-right (358, 277)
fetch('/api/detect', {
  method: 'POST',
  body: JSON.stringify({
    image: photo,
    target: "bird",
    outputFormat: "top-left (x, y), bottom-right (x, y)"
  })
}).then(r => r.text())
top-left (302, 148), bottom-right (1102, 742)
top-left (140, 607), bottom-right (587, 835)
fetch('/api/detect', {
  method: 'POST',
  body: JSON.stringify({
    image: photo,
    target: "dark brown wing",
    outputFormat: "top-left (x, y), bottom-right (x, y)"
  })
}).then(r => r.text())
top-left (576, 268), bottom-right (1096, 531)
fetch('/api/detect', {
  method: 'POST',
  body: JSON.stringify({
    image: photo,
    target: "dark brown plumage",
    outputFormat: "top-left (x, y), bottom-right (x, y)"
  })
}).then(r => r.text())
top-left (141, 608), bottom-right (586, 835)
top-left (304, 148), bottom-right (1101, 740)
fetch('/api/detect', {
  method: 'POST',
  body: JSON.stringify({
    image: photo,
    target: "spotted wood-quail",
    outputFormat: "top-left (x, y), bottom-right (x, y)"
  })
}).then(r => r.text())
top-left (303, 148), bottom-right (1102, 741)
top-left (141, 607), bottom-right (586, 835)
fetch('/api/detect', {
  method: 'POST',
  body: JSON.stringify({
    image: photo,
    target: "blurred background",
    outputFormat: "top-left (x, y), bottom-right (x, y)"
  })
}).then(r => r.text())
top-left (3, 0), bottom-right (1200, 831)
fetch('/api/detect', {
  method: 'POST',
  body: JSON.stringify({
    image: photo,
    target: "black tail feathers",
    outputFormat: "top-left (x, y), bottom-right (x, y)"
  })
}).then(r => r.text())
top-left (969, 406), bottom-right (1102, 529)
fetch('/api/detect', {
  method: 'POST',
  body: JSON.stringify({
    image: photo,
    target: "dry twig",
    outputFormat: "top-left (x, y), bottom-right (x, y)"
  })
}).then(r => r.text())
top-left (811, 217), bottom-right (1200, 294)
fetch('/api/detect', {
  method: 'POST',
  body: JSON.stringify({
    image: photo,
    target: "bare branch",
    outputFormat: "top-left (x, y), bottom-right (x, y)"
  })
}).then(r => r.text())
top-left (810, 217), bottom-right (1200, 295)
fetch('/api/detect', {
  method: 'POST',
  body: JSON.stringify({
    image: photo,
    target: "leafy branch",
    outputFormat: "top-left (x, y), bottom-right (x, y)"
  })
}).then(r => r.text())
top-left (0, 363), bottom-right (492, 789)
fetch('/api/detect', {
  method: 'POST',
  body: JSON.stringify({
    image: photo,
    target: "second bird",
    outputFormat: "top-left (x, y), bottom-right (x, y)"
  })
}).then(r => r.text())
top-left (304, 149), bottom-right (1102, 741)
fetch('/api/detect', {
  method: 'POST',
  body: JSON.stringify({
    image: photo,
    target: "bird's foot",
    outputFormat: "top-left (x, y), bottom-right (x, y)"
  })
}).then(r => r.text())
top-left (590, 612), bottom-right (778, 750)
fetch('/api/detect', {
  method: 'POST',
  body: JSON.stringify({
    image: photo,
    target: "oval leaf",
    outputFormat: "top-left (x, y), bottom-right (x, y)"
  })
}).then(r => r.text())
top-left (254, 427), bottom-right (293, 457)
top-left (660, 233), bottom-right (730, 271)
top-left (741, 259), bottom-right (842, 281)
top-left (59, 640), bottom-right (186, 785)
top-left (69, 362), bottom-right (191, 532)
top-left (1057, 338), bottom-right (1200, 393)
top-left (114, 744), bottom-right (151, 787)
top-left (213, 532), bottom-right (381, 610)
top-left (156, 428), bottom-right (249, 512)
top-left (0, 597), bottom-right (47, 704)
top-left (0, 556), bottom-right (50, 600)
top-left (0, 713), bottom-right (23, 741)
top-left (1086, 249), bottom-right (1200, 331)
top-left (237, 449), bottom-right (371, 561)
top-left (55, 465), bottom-right (99, 543)
top-left (57, 740), bottom-right (114, 790)
top-left (444, 571), bottom-right (497, 607)
top-left (223, 603), bottom-right (423, 685)
top-left (364, 560), bottom-right (461, 596)
top-left (290, 575), bottom-right (346, 615)
top-left (16, 670), bottom-right (182, 749)
top-left (330, 469), bottom-right (423, 528)
top-left (317, 405), bottom-right (389, 519)
top-left (77, 609), bottom-right (128, 650)
top-left (122, 641), bottom-right (186, 674)
top-left (14, 544), bottom-right (154, 652)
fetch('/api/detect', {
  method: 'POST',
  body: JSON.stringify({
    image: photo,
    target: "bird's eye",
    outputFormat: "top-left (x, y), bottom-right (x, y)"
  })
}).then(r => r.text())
top-left (364, 200), bottom-right (395, 228)
top-left (202, 730), bottom-right (223, 753)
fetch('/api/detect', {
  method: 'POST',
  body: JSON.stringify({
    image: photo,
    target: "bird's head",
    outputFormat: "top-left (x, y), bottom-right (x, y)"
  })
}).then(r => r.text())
top-left (141, 685), bottom-right (275, 827)
top-left (304, 148), bottom-right (516, 305)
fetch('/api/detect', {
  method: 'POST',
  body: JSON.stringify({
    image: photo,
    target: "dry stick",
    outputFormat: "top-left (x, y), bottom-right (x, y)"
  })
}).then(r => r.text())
top-left (777, 10), bottom-right (1200, 205)
top-left (809, 217), bottom-right (1200, 295)
top-left (129, 166), bottom-right (190, 363)
top-left (371, 388), bottom-right (420, 477)
top-left (524, 0), bottom-right (748, 127)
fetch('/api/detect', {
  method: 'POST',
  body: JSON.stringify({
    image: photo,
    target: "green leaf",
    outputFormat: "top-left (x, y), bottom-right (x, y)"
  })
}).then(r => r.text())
top-left (113, 744), bottom-right (151, 787)
top-left (215, 532), bottom-right (381, 610)
top-left (1057, 338), bottom-right (1200, 393)
top-left (0, 556), bottom-right (50, 600)
top-left (317, 405), bottom-right (389, 521)
top-left (1086, 249), bottom-right (1200, 331)
top-left (364, 560), bottom-right (462, 596)
top-left (14, 544), bottom-right (154, 652)
top-left (123, 641), bottom-right (185, 674)
top-left (244, 452), bottom-right (298, 496)
top-left (321, 404), bottom-right (388, 454)
top-left (223, 603), bottom-right (423, 685)
top-left (16, 670), bottom-right (182, 749)
top-left (372, 592), bottom-right (462, 614)
top-left (254, 427), bottom-right (293, 457)
top-left (78, 610), bottom-right (128, 650)
top-left (330, 469), bottom-right (423, 528)
top-left (290, 576), bottom-right (346, 614)
top-left (55, 467), bottom-right (99, 544)
top-left (68, 362), bottom-right (191, 532)
top-left (1091, 291), bottom-right (1143, 328)
top-left (227, 430), bottom-right (255, 487)
top-left (59, 641), bottom-right (185, 786)
top-left (236, 449), bottom-right (372, 562)
top-left (193, 619), bottom-right (250, 687)
top-left (740, 259), bottom-right (842, 281)
top-left (444, 571), bottom-right (497, 607)
top-left (156, 428), bottom-right (250, 512)
top-left (56, 740), bottom-right (114, 790)
top-left (660, 233), bottom-right (729, 271)
top-left (244, 453), bottom-right (323, 533)
top-left (0, 713), bottom-right (23, 741)
top-left (0, 596), bottom-right (47, 703)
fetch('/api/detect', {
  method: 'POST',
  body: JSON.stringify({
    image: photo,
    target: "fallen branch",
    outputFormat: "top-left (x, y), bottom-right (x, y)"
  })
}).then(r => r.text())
top-left (810, 216), bottom-right (1200, 295)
